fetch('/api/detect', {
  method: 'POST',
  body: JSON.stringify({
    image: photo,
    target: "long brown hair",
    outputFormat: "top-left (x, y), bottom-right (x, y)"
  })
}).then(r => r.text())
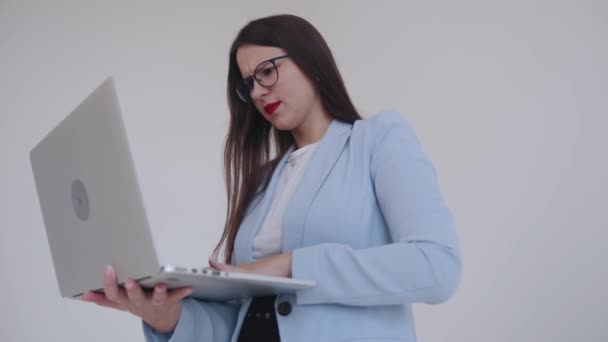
top-left (214, 14), bottom-right (362, 263)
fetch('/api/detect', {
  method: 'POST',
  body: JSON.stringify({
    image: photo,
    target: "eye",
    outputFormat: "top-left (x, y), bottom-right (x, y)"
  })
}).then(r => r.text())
top-left (259, 67), bottom-right (274, 77)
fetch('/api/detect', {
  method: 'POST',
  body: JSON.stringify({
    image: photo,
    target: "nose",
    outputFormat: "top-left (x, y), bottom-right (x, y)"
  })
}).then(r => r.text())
top-left (249, 80), bottom-right (269, 102)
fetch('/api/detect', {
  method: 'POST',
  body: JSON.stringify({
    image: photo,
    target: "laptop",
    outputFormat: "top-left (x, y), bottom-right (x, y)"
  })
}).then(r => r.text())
top-left (29, 77), bottom-right (316, 302)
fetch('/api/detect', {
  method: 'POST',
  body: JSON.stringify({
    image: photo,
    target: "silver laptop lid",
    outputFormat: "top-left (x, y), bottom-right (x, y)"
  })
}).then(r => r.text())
top-left (30, 77), bottom-right (160, 298)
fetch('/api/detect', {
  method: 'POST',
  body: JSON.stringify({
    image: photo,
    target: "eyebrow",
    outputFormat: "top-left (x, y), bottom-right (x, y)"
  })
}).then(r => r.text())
top-left (241, 68), bottom-right (257, 81)
top-left (240, 55), bottom-right (289, 80)
top-left (240, 61), bottom-right (264, 80)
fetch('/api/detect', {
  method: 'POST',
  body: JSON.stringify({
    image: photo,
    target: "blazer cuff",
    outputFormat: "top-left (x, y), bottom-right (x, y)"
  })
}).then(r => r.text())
top-left (141, 298), bottom-right (202, 342)
top-left (291, 244), bottom-right (333, 305)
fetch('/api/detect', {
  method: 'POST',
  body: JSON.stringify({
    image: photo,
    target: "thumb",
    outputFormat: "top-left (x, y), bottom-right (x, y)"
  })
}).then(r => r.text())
top-left (168, 287), bottom-right (193, 302)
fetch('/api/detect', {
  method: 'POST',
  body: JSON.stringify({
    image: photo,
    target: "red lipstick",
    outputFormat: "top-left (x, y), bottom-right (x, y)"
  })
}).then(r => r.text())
top-left (264, 101), bottom-right (281, 115)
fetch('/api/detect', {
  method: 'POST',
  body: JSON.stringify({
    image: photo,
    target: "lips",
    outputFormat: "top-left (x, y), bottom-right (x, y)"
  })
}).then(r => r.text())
top-left (264, 101), bottom-right (281, 115)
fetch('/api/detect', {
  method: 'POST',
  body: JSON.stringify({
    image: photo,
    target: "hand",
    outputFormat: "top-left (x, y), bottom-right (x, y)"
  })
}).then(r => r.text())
top-left (208, 252), bottom-right (293, 278)
top-left (81, 266), bottom-right (192, 333)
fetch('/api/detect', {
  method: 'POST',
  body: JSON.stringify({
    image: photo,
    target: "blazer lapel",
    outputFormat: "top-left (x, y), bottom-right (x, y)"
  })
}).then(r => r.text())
top-left (233, 145), bottom-right (294, 265)
top-left (282, 119), bottom-right (353, 251)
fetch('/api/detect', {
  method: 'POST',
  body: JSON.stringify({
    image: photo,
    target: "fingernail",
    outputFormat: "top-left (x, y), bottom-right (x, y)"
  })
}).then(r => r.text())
top-left (105, 265), bottom-right (113, 276)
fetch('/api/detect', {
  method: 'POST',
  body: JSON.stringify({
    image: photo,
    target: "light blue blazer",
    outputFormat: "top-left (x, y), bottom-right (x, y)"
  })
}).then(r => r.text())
top-left (143, 111), bottom-right (462, 342)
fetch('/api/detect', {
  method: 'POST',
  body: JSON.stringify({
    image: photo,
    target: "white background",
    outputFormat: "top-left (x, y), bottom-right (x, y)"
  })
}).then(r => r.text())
top-left (1, 1), bottom-right (607, 341)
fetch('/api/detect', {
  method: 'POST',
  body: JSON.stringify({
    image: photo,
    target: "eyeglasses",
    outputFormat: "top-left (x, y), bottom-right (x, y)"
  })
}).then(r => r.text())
top-left (235, 55), bottom-right (289, 103)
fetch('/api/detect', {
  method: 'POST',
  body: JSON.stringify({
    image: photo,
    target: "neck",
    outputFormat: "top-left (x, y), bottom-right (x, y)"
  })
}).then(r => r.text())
top-left (291, 103), bottom-right (332, 149)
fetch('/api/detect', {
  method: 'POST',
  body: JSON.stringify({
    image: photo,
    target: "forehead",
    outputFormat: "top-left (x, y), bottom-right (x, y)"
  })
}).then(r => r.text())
top-left (236, 44), bottom-right (288, 77)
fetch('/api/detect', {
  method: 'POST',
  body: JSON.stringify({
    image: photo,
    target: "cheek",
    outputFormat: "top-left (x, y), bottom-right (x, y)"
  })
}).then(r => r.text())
top-left (280, 76), bottom-right (316, 110)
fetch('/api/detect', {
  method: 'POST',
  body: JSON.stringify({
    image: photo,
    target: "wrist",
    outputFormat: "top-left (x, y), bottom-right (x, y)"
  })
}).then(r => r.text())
top-left (285, 252), bottom-right (293, 278)
top-left (145, 302), bottom-right (181, 334)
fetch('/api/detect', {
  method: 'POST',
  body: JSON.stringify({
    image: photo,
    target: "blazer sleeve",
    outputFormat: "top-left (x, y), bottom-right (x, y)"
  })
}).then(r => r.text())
top-left (142, 298), bottom-right (239, 342)
top-left (291, 111), bottom-right (462, 306)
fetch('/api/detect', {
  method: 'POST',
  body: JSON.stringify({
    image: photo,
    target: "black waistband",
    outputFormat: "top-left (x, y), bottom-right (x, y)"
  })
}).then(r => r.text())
top-left (237, 296), bottom-right (280, 342)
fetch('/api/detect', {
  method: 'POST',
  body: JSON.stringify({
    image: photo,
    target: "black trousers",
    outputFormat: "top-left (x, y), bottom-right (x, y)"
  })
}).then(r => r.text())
top-left (237, 295), bottom-right (281, 342)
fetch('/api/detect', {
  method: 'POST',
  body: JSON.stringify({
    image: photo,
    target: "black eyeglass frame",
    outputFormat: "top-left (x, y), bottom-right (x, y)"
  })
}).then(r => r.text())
top-left (235, 54), bottom-right (290, 103)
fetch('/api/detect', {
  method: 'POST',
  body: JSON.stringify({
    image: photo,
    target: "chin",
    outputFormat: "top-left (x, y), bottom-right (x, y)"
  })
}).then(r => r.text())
top-left (270, 122), bottom-right (293, 132)
top-left (268, 116), bottom-right (296, 131)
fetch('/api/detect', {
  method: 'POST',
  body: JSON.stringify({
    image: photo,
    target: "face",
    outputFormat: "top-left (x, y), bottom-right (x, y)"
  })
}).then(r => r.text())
top-left (236, 44), bottom-right (322, 131)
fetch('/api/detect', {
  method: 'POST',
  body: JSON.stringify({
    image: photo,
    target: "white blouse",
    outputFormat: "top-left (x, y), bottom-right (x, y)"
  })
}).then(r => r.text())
top-left (252, 141), bottom-right (320, 259)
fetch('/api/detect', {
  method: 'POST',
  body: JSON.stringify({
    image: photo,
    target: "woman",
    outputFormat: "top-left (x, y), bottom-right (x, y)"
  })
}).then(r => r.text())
top-left (83, 14), bottom-right (462, 342)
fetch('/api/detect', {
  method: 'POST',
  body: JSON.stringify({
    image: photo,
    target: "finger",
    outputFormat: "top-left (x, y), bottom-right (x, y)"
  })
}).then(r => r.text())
top-left (167, 287), bottom-right (193, 303)
top-left (150, 283), bottom-right (168, 306)
top-left (82, 291), bottom-right (105, 302)
top-left (208, 259), bottom-right (222, 269)
top-left (103, 265), bottom-right (127, 304)
top-left (209, 259), bottom-right (244, 273)
top-left (125, 278), bottom-right (146, 307)
top-left (82, 291), bottom-right (125, 311)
